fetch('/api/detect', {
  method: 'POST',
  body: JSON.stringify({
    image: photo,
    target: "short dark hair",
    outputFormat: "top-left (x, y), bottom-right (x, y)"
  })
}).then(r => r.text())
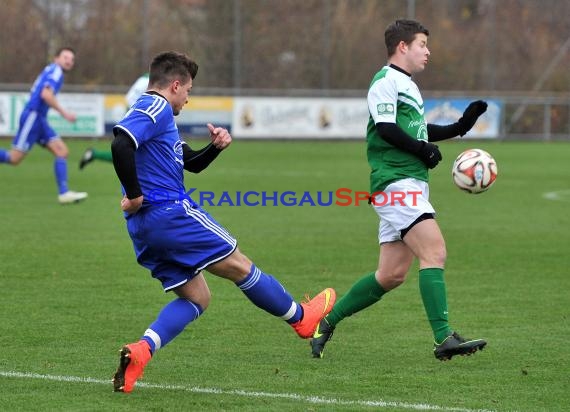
top-left (55, 47), bottom-right (75, 56)
top-left (384, 20), bottom-right (429, 57)
top-left (149, 51), bottom-right (199, 89)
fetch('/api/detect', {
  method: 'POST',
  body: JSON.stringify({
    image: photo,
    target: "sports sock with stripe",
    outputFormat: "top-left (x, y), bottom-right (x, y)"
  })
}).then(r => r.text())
top-left (142, 298), bottom-right (203, 353)
top-left (235, 264), bottom-right (303, 324)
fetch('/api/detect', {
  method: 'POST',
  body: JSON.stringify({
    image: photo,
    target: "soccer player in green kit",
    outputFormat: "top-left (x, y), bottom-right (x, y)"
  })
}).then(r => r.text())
top-left (311, 19), bottom-right (488, 361)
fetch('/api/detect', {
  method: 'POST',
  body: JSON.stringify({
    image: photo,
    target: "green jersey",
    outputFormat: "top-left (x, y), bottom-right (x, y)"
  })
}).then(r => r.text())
top-left (366, 65), bottom-right (428, 193)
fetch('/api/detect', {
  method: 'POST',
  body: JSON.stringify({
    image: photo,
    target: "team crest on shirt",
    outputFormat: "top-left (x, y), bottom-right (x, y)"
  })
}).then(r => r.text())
top-left (173, 140), bottom-right (184, 156)
top-left (377, 103), bottom-right (394, 115)
top-left (417, 123), bottom-right (428, 141)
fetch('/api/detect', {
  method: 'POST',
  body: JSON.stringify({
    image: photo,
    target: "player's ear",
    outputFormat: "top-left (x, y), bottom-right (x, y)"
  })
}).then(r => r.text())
top-left (171, 80), bottom-right (180, 93)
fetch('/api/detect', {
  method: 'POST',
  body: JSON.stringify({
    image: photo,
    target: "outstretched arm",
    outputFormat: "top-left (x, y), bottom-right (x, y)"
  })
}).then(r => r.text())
top-left (428, 100), bottom-right (487, 142)
top-left (41, 86), bottom-right (76, 122)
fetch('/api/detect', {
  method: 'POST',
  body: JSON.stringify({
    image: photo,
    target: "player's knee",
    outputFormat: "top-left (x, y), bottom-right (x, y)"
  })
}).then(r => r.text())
top-left (56, 148), bottom-right (69, 158)
top-left (8, 152), bottom-right (24, 165)
top-left (207, 249), bottom-right (253, 281)
top-left (196, 291), bottom-right (211, 311)
top-left (376, 269), bottom-right (407, 290)
top-left (421, 247), bottom-right (447, 268)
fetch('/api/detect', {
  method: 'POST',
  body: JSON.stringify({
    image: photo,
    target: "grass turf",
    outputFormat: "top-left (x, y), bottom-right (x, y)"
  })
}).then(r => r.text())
top-left (0, 138), bottom-right (569, 411)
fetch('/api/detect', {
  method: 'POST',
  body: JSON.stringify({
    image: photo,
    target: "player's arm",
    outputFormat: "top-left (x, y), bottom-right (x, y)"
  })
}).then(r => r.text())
top-left (111, 130), bottom-right (143, 212)
top-left (369, 77), bottom-right (440, 169)
top-left (376, 122), bottom-right (441, 169)
top-left (183, 143), bottom-right (222, 173)
top-left (40, 86), bottom-right (76, 122)
top-left (427, 100), bottom-right (488, 142)
top-left (183, 122), bottom-right (231, 173)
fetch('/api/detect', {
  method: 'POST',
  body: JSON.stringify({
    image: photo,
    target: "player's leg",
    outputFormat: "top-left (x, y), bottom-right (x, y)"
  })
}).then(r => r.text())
top-left (79, 148), bottom-right (112, 169)
top-left (0, 148), bottom-right (10, 164)
top-left (0, 149), bottom-right (26, 165)
top-left (311, 241), bottom-right (414, 358)
top-left (1, 110), bottom-right (37, 165)
top-left (403, 217), bottom-right (486, 360)
top-left (402, 217), bottom-right (449, 341)
top-left (113, 273), bottom-right (209, 393)
top-left (45, 135), bottom-right (88, 204)
top-left (329, 241), bottom-right (414, 327)
top-left (207, 248), bottom-right (336, 339)
top-left (311, 183), bottom-right (422, 358)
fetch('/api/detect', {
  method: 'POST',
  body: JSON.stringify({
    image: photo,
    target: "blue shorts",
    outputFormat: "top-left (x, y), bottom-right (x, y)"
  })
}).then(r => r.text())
top-left (12, 110), bottom-right (59, 152)
top-left (126, 198), bottom-right (238, 292)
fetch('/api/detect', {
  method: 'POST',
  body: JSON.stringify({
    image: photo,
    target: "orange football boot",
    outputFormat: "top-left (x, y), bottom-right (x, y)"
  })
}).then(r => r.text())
top-left (112, 340), bottom-right (152, 393)
top-left (291, 288), bottom-right (336, 338)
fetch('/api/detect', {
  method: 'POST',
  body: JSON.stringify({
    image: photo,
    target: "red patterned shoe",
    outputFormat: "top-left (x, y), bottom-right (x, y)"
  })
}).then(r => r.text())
top-left (112, 340), bottom-right (152, 393)
top-left (292, 288), bottom-right (336, 338)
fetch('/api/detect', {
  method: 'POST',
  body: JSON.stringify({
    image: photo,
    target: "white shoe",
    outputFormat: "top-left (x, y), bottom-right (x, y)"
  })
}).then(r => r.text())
top-left (58, 190), bottom-right (88, 204)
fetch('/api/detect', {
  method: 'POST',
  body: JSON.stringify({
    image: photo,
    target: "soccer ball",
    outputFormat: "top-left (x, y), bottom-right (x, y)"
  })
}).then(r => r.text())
top-left (451, 149), bottom-right (498, 194)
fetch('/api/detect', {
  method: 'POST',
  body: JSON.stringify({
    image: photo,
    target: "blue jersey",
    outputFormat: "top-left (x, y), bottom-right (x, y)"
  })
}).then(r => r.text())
top-left (113, 93), bottom-right (186, 208)
top-left (26, 63), bottom-right (65, 116)
top-left (114, 92), bottom-right (237, 290)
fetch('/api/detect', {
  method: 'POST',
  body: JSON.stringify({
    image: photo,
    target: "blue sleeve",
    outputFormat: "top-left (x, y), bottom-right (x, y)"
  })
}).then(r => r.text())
top-left (113, 109), bottom-right (156, 148)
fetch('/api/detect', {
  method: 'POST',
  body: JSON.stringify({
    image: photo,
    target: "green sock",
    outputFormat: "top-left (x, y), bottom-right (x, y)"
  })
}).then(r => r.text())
top-left (419, 268), bottom-right (451, 343)
top-left (92, 149), bottom-right (113, 162)
top-left (326, 272), bottom-right (387, 327)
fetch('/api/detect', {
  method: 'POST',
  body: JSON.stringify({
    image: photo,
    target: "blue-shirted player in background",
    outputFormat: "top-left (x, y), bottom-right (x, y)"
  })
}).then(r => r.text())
top-left (0, 47), bottom-right (87, 204)
top-left (110, 51), bottom-right (336, 393)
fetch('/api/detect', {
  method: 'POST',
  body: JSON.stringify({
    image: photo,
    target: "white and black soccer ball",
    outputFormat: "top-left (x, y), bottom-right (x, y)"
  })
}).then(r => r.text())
top-left (451, 149), bottom-right (498, 194)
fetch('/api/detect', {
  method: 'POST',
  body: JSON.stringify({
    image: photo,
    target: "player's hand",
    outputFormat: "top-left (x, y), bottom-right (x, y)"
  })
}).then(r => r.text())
top-left (207, 123), bottom-right (232, 150)
top-left (458, 100), bottom-right (487, 136)
top-left (417, 141), bottom-right (442, 169)
top-left (121, 195), bottom-right (143, 214)
top-left (62, 110), bottom-right (77, 123)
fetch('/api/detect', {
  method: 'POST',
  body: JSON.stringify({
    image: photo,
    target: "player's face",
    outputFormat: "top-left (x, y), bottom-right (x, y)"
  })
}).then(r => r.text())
top-left (55, 50), bottom-right (75, 72)
top-left (171, 78), bottom-right (193, 116)
top-left (406, 33), bottom-right (430, 74)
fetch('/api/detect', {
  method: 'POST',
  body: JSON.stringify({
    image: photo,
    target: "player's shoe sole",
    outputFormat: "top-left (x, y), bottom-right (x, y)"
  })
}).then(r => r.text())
top-left (112, 341), bottom-right (151, 393)
top-left (79, 148), bottom-right (94, 170)
top-left (292, 288), bottom-right (336, 338)
top-left (434, 332), bottom-right (486, 361)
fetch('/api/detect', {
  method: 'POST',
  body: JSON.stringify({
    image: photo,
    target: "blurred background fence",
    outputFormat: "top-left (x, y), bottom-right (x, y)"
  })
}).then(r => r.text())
top-left (0, 0), bottom-right (568, 139)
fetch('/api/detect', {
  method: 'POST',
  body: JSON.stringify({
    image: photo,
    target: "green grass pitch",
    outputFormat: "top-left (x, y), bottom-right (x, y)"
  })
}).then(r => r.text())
top-left (0, 138), bottom-right (569, 411)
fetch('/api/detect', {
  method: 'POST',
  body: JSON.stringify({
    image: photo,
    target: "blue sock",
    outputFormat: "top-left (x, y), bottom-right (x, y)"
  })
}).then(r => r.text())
top-left (0, 149), bottom-right (10, 163)
top-left (236, 264), bottom-right (302, 324)
top-left (54, 157), bottom-right (68, 194)
top-left (142, 298), bottom-right (203, 353)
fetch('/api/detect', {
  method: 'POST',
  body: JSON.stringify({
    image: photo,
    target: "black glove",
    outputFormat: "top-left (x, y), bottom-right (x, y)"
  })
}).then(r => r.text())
top-left (417, 141), bottom-right (442, 169)
top-left (457, 100), bottom-right (488, 136)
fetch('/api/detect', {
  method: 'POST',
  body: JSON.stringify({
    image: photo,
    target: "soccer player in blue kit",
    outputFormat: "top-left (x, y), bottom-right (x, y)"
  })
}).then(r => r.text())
top-left (0, 47), bottom-right (87, 204)
top-left (111, 51), bottom-right (336, 393)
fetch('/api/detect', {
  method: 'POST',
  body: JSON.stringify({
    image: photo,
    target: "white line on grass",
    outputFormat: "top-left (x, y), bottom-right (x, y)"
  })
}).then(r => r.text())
top-left (543, 189), bottom-right (570, 202)
top-left (0, 370), bottom-right (494, 412)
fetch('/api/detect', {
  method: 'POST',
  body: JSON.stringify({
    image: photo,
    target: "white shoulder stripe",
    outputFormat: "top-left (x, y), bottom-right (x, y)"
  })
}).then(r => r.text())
top-left (113, 125), bottom-right (139, 149)
top-left (147, 97), bottom-right (168, 117)
top-left (137, 96), bottom-right (167, 123)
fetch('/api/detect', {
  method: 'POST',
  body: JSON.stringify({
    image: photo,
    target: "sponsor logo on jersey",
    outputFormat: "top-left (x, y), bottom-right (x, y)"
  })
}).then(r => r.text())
top-left (173, 140), bottom-right (184, 156)
top-left (377, 103), bottom-right (394, 115)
